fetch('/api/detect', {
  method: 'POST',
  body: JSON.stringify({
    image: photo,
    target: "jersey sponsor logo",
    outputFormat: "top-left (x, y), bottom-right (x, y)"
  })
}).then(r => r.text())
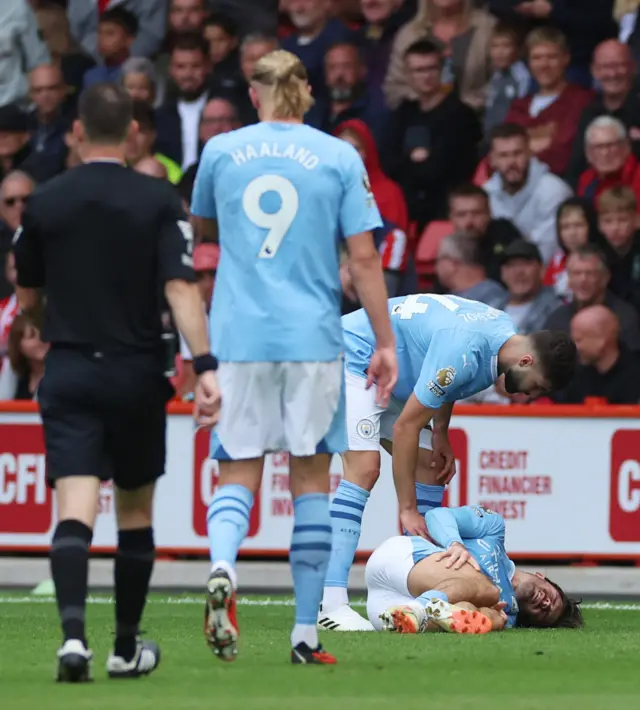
top-left (0, 425), bottom-right (52, 534)
top-left (356, 419), bottom-right (375, 439)
top-left (436, 366), bottom-right (456, 387)
top-left (11, 226), bottom-right (22, 245)
top-left (427, 381), bottom-right (445, 397)
top-left (192, 428), bottom-right (260, 538)
top-left (609, 430), bottom-right (640, 541)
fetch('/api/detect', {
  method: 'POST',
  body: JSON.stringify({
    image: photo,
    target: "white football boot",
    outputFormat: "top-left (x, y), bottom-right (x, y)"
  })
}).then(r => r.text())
top-left (317, 604), bottom-right (375, 631)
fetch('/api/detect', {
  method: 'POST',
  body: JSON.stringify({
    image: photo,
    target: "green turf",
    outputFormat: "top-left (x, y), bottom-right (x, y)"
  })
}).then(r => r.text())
top-left (1, 595), bottom-right (639, 710)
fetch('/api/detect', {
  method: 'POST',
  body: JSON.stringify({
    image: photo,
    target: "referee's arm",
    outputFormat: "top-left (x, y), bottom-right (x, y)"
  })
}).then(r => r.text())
top-left (13, 197), bottom-right (45, 314)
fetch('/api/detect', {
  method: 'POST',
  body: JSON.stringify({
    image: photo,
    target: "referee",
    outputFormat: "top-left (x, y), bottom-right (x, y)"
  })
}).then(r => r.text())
top-left (12, 83), bottom-right (220, 683)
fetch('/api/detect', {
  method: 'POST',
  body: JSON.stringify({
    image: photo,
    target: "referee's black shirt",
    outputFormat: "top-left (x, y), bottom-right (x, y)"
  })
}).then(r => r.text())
top-left (13, 162), bottom-right (196, 353)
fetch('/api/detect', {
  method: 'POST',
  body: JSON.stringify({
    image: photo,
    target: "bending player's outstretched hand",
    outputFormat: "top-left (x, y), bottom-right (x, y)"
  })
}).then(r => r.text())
top-left (367, 346), bottom-right (398, 407)
top-left (435, 542), bottom-right (481, 572)
top-left (194, 371), bottom-right (222, 429)
top-left (400, 508), bottom-right (428, 538)
top-left (431, 430), bottom-right (456, 484)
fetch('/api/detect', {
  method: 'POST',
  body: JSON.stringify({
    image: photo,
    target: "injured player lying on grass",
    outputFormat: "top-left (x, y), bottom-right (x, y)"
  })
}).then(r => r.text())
top-left (365, 505), bottom-right (584, 634)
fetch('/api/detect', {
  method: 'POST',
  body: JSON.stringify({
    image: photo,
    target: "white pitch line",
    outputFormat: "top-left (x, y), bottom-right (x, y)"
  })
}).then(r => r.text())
top-left (0, 597), bottom-right (640, 611)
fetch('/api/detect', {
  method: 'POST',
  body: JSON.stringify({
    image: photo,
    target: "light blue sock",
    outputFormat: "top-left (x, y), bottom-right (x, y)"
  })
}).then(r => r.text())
top-left (416, 483), bottom-right (445, 517)
top-left (207, 483), bottom-right (253, 569)
top-left (290, 493), bottom-right (332, 648)
top-left (324, 480), bottom-right (369, 600)
top-left (417, 590), bottom-right (449, 606)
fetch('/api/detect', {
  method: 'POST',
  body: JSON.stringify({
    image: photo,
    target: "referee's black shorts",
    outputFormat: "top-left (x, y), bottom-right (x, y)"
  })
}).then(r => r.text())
top-left (39, 347), bottom-right (174, 490)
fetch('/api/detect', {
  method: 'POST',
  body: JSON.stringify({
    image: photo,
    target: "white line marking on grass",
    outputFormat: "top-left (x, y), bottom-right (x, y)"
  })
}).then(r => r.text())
top-left (1, 597), bottom-right (640, 610)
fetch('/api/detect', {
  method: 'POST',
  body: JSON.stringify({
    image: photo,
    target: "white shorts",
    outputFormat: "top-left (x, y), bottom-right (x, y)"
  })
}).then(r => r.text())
top-left (365, 536), bottom-right (434, 630)
top-left (210, 359), bottom-right (345, 460)
top-left (346, 370), bottom-right (433, 452)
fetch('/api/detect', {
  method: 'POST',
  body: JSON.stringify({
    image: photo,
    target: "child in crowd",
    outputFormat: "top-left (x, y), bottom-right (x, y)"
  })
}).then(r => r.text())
top-left (597, 186), bottom-right (640, 309)
top-left (82, 8), bottom-right (138, 89)
top-left (483, 23), bottom-right (531, 142)
top-left (544, 198), bottom-right (599, 302)
top-left (203, 12), bottom-right (240, 88)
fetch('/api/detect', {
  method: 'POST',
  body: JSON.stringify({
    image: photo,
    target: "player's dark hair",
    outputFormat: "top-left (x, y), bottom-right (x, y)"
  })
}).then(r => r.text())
top-left (131, 99), bottom-right (156, 133)
top-left (490, 122), bottom-right (528, 145)
top-left (517, 579), bottom-right (584, 630)
top-left (170, 31), bottom-right (209, 57)
top-left (99, 7), bottom-right (139, 36)
top-left (530, 330), bottom-right (577, 392)
top-left (204, 11), bottom-right (238, 37)
top-left (79, 82), bottom-right (133, 145)
top-left (449, 183), bottom-right (489, 205)
top-left (404, 39), bottom-right (443, 63)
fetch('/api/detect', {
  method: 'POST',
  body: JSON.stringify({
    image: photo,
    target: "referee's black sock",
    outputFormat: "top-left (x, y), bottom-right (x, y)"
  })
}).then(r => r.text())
top-left (50, 519), bottom-right (93, 646)
top-left (114, 527), bottom-right (155, 662)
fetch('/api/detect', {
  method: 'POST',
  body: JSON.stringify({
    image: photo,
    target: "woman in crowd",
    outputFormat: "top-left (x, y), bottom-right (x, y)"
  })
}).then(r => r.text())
top-left (120, 57), bottom-right (159, 106)
top-left (543, 197), bottom-right (600, 302)
top-left (0, 307), bottom-right (48, 401)
top-left (383, 0), bottom-right (495, 111)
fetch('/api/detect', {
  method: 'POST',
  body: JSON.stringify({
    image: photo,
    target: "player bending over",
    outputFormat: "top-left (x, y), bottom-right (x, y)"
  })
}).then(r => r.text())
top-left (319, 294), bottom-right (577, 631)
top-left (191, 50), bottom-right (397, 665)
top-left (366, 505), bottom-right (584, 633)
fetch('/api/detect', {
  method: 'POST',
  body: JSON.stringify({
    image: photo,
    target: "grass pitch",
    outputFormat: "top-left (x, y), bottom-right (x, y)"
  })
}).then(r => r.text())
top-left (1, 594), bottom-right (639, 710)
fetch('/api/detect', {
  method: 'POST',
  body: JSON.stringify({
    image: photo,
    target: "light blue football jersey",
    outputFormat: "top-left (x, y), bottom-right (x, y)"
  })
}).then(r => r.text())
top-left (412, 506), bottom-right (519, 628)
top-left (343, 294), bottom-right (516, 407)
top-left (191, 121), bottom-right (382, 362)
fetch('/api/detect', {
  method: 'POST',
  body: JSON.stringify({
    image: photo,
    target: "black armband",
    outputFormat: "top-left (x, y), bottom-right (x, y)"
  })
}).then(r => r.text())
top-left (193, 353), bottom-right (219, 374)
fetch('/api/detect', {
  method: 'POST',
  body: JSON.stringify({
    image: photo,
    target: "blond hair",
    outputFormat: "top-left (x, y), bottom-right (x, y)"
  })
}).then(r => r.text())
top-left (251, 50), bottom-right (314, 120)
top-left (597, 185), bottom-right (638, 215)
top-left (526, 26), bottom-right (568, 54)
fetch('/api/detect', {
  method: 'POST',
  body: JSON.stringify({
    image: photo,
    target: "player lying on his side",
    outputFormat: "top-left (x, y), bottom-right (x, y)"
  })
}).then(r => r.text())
top-left (319, 293), bottom-right (577, 631)
top-left (365, 505), bottom-right (584, 633)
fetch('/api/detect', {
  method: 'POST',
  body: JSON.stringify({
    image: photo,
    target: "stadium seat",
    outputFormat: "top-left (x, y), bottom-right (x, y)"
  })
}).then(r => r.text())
top-left (415, 220), bottom-right (453, 290)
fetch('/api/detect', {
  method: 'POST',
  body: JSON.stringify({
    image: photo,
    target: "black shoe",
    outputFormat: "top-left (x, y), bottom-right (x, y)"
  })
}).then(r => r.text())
top-left (106, 639), bottom-right (161, 678)
top-left (291, 642), bottom-right (337, 665)
top-left (56, 639), bottom-right (93, 683)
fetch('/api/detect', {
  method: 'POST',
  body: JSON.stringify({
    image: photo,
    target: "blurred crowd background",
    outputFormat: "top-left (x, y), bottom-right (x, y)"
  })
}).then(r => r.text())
top-left (2, 0), bottom-right (640, 406)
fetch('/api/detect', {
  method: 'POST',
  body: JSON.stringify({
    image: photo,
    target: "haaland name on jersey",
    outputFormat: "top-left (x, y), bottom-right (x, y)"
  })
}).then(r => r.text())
top-left (230, 142), bottom-right (319, 170)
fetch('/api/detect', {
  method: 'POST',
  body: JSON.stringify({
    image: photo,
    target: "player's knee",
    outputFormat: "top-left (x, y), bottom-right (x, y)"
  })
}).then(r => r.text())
top-left (345, 466), bottom-right (380, 491)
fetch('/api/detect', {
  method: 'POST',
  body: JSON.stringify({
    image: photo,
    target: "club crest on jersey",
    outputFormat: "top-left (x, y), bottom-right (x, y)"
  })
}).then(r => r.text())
top-left (427, 381), bottom-right (445, 398)
top-left (436, 366), bottom-right (456, 387)
top-left (362, 171), bottom-right (374, 205)
top-left (356, 419), bottom-right (375, 439)
top-left (473, 506), bottom-right (497, 517)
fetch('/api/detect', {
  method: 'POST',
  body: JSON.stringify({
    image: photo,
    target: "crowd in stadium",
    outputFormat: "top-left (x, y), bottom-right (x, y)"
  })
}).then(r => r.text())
top-left (1, 0), bottom-right (640, 405)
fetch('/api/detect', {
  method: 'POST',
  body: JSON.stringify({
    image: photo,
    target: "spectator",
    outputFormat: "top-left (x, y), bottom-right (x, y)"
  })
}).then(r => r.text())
top-left (27, 65), bottom-right (70, 164)
top-left (544, 197), bottom-right (599, 301)
top-left (544, 245), bottom-right (640, 350)
top-left (34, 1), bottom-right (95, 105)
top-left (384, 0), bottom-right (496, 112)
top-left (169, 0), bottom-right (207, 33)
top-left (358, 0), bottom-right (412, 92)
top-left (0, 252), bottom-right (18, 356)
top-left (578, 115), bottom-right (640, 205)
top-left (448, 183), bottom-right (522, 282)
top-left (487, 0), bottom-right (618, 88)
top-left (484, 123), bottom-right (572, 264)
top-left (597, 185), bottom-right (640, 308)
top-left (62, 118), bottom-right (82, 170)
top-left (133, 156), bottom-right (169, 179)
top-left (436, 231), bottom-right (507, 305)
top-left (209, 0), bottom-right (279, 36)
top-left (203, 12), bottom-right (241, 89)
top-left (381, 39), bottom-right (481, 229)
top-left (504, 27), bottom-right (593, 176)
top-left (3, 307), bottom-right (48, 400)
top-left (282, 0), bottom-right (352, 98)
top-left (0, 104), bottom-right (60, 183)
top-left (126, 101), bottom-right (182, 184)
top-left (494, 239), bottom-right (561, 334)
top-left (199, 97), bottom-right (241, 144)
top-left (483, 22), bottom-right (531, 143)
top-left (155, 33), bottom-right (211, 169)
top-left (307, 42), bottom-right (387, 140)
top-left (336, 118), bottom-right (409, 230)
top-left (67, 0), bottom-right (168, 60)
top-left (82, 8), bottom-right (138, 89)
top-left (0, 0), bottom-right (50, 108)
top-left (567, 40), bottom-right (640, 187)
top-left (621, 2), bottom-right (640, 65)
top-left (210, 33), bottom-right (279, 125)
top-left (553, 305), bottom-right (640, 403)
top-left (0, 171), bottom-right (33, 299)
top-left (121, 57), bottom-right (158, 105)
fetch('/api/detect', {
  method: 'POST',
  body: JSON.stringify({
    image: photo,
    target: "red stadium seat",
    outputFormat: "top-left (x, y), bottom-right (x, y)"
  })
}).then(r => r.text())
top-left (415, 220), bottom-right (453, 290)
